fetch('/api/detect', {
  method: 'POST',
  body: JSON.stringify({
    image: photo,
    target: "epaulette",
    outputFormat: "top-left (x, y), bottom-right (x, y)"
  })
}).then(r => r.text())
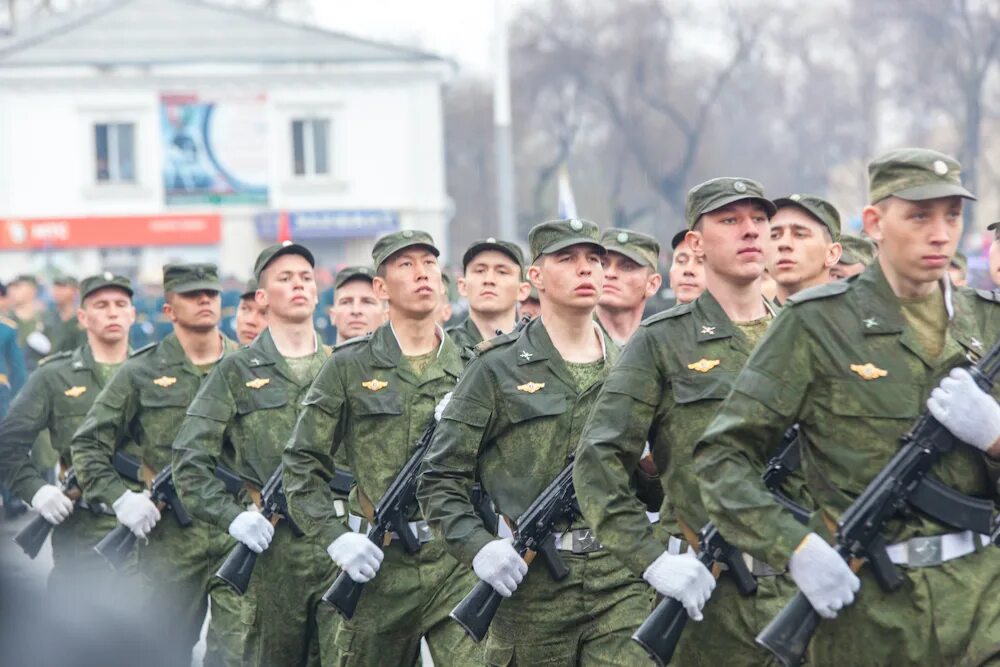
top-left (129, 342), bottom-right (158, 357)
top-left (975, 288), bottom-right (1000, 303)
top-left (641, 301), bottom-right (693, 327)
top-left (333, 333), bottom-right (371, 352)
top-left (38, 349), bottom-right (72, 367)
top-left (0, 314), bottom-right (15, 329)
top-left (472, 328), bottom-right (522, 356)
top-left (786, 280), bottom-right (850, 306)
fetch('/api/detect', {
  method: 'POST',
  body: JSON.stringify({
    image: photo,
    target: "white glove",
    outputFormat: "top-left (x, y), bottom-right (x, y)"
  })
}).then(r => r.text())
top-left (26, 330), bottom-right (51, 356)
top-left (927, 367), bottom-right (1000, 452)
top-left (112, 490), bottom-right (161, 538)
top-left (434, 392), bottom-right (453, 422)
top-left (472, 538), bottom-right (528, 598)
top-left (327, 532), bottom-right (384, 583)
top-left (642, 551), bottom-right (716, 621)
top-left (788, 533), bottom-right (860, 619)
top-left (30, 484), bottom-right (74, 525)
top-left (228, 511), bottom-right (274, 554)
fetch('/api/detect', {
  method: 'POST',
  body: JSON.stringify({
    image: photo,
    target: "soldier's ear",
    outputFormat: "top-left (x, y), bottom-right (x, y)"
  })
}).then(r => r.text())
top-left (76, 307), bottom-right (87, 329)
top-left (371, 276), bottom-right (390, 302)
top-left (456, 276), bottom-right (469, 299)
top-left (526, 264), bottom-right (543, 292)
top-left (686, 230), bottom-right (705, 258)
top-left (825, 242), bottom-right (843, 269)
top-left (254, 288), bottom-right (268, 309)
top-left (862, 204), bottom-right (884, 243)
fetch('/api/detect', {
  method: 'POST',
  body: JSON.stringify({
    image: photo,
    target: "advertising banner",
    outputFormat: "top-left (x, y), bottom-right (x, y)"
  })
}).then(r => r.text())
top-left (0, 214), bottom-right (222, 249)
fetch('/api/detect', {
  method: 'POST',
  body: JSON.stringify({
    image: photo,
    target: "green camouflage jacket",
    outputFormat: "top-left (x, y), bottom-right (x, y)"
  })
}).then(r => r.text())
top-left (694, 262), bottom-right (1000, 570)
top-left (447, 316), bottom-right (484, 362)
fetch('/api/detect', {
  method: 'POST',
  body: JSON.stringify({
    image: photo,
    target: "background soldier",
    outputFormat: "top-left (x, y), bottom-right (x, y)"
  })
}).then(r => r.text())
top-left (668, 229), bottom-right (706, 305)
top-left (0, 274), bottom-right (136, 585)
top-left (283, 230), bottom-right (481, 667)
top-left (948, 250), bottom-right (968, 287)
top-left (235, 277), bottom-right (268, 345)
top-left (71, 263), bottom-right (244, 667)
top-left (328, 265), bottom-right (384, 344)
top-left (449, 237), bottom-right (528, 358)
top-left (419, 219), bottom-right (652, 666)
top-left (574, 179), bottom-right (791, 666)
top-left (830, 233), bottom-right (877, 280)
top-left (0, 289), bottom-right (27, 520)
top-left (694, 148), bottom-right (1000, 665)
top-left (46, 275), bottom-right (87, 353)
top-left (519, 285), bottom-right (541, 319)
top-left (174, 242), bottom-right (336, 666)
top-left (769, 194), bottom-right (843, 304)
top-left (6, 274), bottom-right (52, 370)
top-left (595, 228), bottom-right (662, 345)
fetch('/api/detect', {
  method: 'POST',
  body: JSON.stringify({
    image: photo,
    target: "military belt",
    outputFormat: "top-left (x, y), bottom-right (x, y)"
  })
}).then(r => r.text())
top-left (553, 528), bottom-right (604, 554)
top-left (388, 520), bottom-right (435, 545)
top-left (886, 530), bottom-right (989, 568)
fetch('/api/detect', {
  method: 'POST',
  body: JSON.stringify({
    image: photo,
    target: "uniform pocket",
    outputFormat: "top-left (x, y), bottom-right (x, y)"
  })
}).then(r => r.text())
top-left (671, 371), bottom-right (736, 404)
top-left (503, 392), bottom-right (566, 424)
top-left (235, 386), bottom-right (289, 414)
top-left (828, 379), bottom-right (919, 419)
top-left (484, 644), bottom-right (514, 667)
top-left (352, 391), bottom-right (404, 416)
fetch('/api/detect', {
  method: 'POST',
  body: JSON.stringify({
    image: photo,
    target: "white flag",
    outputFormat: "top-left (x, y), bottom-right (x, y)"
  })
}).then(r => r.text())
top-left (557, 165), bottom-right (578, 219)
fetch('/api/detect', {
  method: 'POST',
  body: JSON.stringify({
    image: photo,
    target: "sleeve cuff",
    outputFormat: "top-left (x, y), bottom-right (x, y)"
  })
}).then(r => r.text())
top-left (455, 529), bottom-right (496, 568)
top-left (15, 476), bottom-right (47, 505)
top-left (217, 503), bottom-right (244, 532)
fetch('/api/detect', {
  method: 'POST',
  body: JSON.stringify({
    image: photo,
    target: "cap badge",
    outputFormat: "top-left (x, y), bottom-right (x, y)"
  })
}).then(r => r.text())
top-left (245, 377), bottom-right (270, 389)
top-left (402, 230), bottom-right (414, 238)
top-left (103, 271), bottom-right (114, 280)
top-left (616, 232), bottom-right (629, 243)
top-left (932, 160), bottom-right (949, 176)
top-left (790, 194), bottom-right (801, 202)
top-left (64, 385), bottom-right (87, 398)
top-left (850, 363), bottom-right (888, 380)
top-left (362, 378), bottom-right (389, 392)
top-left (569, 219), bottom-right (583, 231)
top-left (281, 240), bottom-right (293, 247)
top-left (687, 358), bottom-right (721, 373)
top-left (487, 237), bottom-right (497, 243)
top-left (153, 376), bottom-right (177, 388)
top-left (516, 381), bottom-right (545, 393)
top-left (733, 181), bottom-right (748, 193)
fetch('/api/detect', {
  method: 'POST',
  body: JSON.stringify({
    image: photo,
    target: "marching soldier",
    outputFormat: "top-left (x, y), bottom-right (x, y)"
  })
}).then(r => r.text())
top-left (595, 228), bottom-right (662, 345)
top-left (418, 219), bottom-right (652, 666)
top-left (174, 242), bottom-right (337, 666)
top-left (768, 194), bottom-right (843, 304)
top-left (235, 277), bottom-right (268, 345)
top-left (328, 266), bottom-right (384, 344)
top-left (573, 179), bottom-right (791, 665)
top-left (830, 233), bottom-right (877, 280)
top-left (694, 148), bottom-right (1000, 665)
top-left (282, 230), bottom-right (482, 666)
top-left (668, 229), bottom-right (706, 305)
top-left (7, 274), bottom-right (52, 370)
top-left (71, 263), bottom-right (244, 667)
top-left (948, 250), bottom-right (968, 287)
top-left (47, 275), bottom-right (87, 353)
top-left (0, 274), bottom-right (137, 585)
top-left (519, 285), bottom-right (541, 320)
top-left (448, 238), bottom-right (528, 359)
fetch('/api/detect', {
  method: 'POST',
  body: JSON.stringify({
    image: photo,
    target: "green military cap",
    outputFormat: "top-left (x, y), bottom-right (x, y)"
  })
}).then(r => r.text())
top-left (600, 228), bottom-right (660, 269)
top-left (685, 177), bottom-right (777, 230)
top-left (528, 218), bottom-right (605, 262)
top-left (950, 251), bottom-right (967, 273)
top-left (773, 193), bottom-right (842, 240)
top-left (253, 240), bottom-right (315, 281)
top-left (52, 275), bottom-right (79, 288)
top-left (334, 266), bottom-right (375, 290)
top-left (670, 229), bottom-right (690, 251)
top-left (867, 148), bottom-right (976, 204)
top-left (461, 237), bottom-right (525, 271)
top-left (371, 229), bottom-right (439, 269)
top-left (10, 274), bottom-right (38, 287)
top-left (80, 272), bottom-right (133, 301)
top-left (163, 263), bottom-right (221, 294)
top-left (240, 277), bottom-right (258, 300)
top-left (838, 234), bottom-right (877, 266)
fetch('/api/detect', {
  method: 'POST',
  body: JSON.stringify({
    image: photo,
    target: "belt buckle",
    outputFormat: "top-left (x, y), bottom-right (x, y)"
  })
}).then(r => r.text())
top-left (906, 536), bottom-right (943, 567)
top-left (414, 521), bottom-right (434, 543)
top-left (572, 529), bottom-right (603, 554)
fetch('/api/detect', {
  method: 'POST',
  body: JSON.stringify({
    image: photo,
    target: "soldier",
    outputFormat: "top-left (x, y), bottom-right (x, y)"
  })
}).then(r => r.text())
top-left (174, 242), bottom-right (336, 666)
top-left (574, 178), bottom-right (791, 666)
top-left (6, 274), bottom-right (52, 370)
top-left (595, 228), bottom-right (662, 345)
top-left (436, 270), bottom-right (455, 326)
top-left (282, 230), bottom-right (481, 667)
top-left (769, 194), bottom-right (843, 304)
top-left (449, 238), bottom-right (528, 359)
top-left (418, 219), bottom-right (652, 666)
top-left (236, 277), bottom-right (268, 345)
top-left (0, 282), bottom-right (29, 518)
top-left (989, 221), bottom-right (1000, 287)
top-left (328, 266), bottom-right (383, 344)
top-left (669, 229), bottom-right (706, 305)
top-left (71, 263), bottom-right (244, 667)
top-left (830, 233), bottom-right (877, 280)
top-left (47, 275), bottom-right (87, 353)
top-left (0, 274), bottom-right (136, 584)
top-left (948, 250), bottom-right (968, 287)
top-left (694, 148), bottom-right (1000, 665)
top-left (519, 285), bottom-right (541, 319)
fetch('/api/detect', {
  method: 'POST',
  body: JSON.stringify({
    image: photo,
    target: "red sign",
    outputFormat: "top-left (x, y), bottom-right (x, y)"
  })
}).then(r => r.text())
top-left (0, 214), bottom-right (221, 249)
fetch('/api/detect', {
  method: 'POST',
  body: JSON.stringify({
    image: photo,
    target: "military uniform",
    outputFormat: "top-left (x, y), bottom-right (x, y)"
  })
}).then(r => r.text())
top-left (283, 230), bottom-right (482, 667)
top-left (446, 316), bottom-right (485, 361)
top-left (173, 242), bottom-right (340, 667)
top-left (418, 219), bottom-right (651, 666)
top-left (0, 314), bottom-right (26, 417)
top-left (694, 149), bottom-right (1000, 665)
top-left (46, 275), bottom-right (87, 354)
top-left (71, 264), bottom-right (244, 667)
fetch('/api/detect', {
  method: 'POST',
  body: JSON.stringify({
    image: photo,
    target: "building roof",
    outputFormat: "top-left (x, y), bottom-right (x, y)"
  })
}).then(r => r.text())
top-left (0, 0), bottom-right (446, 67)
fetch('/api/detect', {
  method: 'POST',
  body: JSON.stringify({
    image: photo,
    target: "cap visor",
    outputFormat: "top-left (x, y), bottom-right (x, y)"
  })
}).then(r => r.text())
top-left (701, 195), bottom-right (778, 220)
top-left (83, 285), bottom-right (133, 301)
top-left (605, 246), bottom-right (655, 269)
top-left (270, 244), bottom-right (316, 268)
top-left (538, 238), bottom-right (607, 259)
top-left (172, 281), bottom-right (221, 294)
top-left (893, 183), bottom-right (976, 202)
top-left (463, 243), bottom-right (522, 270)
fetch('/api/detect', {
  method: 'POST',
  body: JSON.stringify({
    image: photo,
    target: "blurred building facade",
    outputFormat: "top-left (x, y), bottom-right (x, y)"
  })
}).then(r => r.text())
top-left (0, 0), bottom-right (453, 283)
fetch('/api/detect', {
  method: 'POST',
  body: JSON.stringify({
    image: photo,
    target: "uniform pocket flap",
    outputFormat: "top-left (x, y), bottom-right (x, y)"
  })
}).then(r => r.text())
top-left (441, 396), bottom-right (491, 427)
top-left (603, 369), bottom-right (660, 405)
top-left (138, 387), bottom-right (191, 408)
top-left (731, 367), bottom-right (800, 417)
top-left (828, 378), bottom-right (919, 419)
top-left (187, 395), bottom-right (234, 422)
top-left (504, 391), bottom-right (567, 424)
top-left (352, 390), bottom-right (404, 416)
top-left (235, 386), bottom-right (289, 414)
top-left (672, 371), bottom-right (736, 404)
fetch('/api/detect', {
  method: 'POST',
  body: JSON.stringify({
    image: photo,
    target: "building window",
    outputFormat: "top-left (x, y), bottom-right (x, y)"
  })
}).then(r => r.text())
top-left (94, 122), bottom-right (136, 183)
top-left (291, 118), bottom-right (330, 177)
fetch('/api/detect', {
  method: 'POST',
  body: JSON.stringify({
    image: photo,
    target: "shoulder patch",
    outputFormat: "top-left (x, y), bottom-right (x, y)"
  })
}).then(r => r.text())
top-left (129, 342), bottom-right (158, 357)
top-left (0, 315), bottom-right (15, 329)
top-left (38, 350), bottom-right (72, 366)
top-left (641, 301), bottom-right (693, 326)
top-left (975, 288), bottom-right (1000, 303)
top-left (472, 328), bottom-right (521, 357)
top-left (333, 333), bottom-right (371, 352)
top-left (786, 280), bottom-right (850, 306)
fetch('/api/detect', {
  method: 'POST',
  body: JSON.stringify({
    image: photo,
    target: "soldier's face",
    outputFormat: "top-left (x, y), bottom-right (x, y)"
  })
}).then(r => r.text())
top-left (330, 279), bottom-right (383, 341)
top-left (529, 244), bottom-right (605, 313)
top-left (599, 251), bottom-right (660, 311)
top-left (669, 238), bottom-right (706, 304)
top-left (164, 290), bottom-right (221, 332)
top-left (864, 196), bottom-right (961, 289)
top-left (7, 281), bottom-right (36, 306)
top-left (830, 262), bottom-right (866, 280)
top-left (52, 284), bottom-right (78, 307)
top-left (769, 209), bottom-right (841, 291)
top-left (691, 202), bottom-right (770, 284)
top-left (459, 250), bottom-right (527, 316)
top-left (236, 296), bottom-right (267, 345)
top-left (990, 230), bottom-right (1000, 287)
top-left (80, 287), bottom-right (135, 344)
top-left (373, 248), bottom-right (443, 318)
top-left (258, 254), bottom-right (317, 324)
top-left (519, 297), bottom-right (541, 319)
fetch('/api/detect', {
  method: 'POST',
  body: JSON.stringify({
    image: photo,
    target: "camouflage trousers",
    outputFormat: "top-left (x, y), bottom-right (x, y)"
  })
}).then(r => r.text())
top-left (326, 537), bottom-right (484, 667)
top-left (136, 517), bottom-right (246, 667)
top-left (48, 505), bottom-right (136, 589)
top-left (486, 550), bottom-right (651, 666)
top-left (242, 520), bottom-right (339, 667)
top-left (807, 546), bottom-right (1000, 666)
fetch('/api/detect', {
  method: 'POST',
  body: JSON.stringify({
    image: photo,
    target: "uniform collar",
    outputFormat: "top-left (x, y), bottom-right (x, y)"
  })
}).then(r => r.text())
top-left (157, 330), bottom-right (227, 372)
top-left (516, 316), bottom-right (616, 391)
top-left (455, 316), bottom-right (484, 345)
top-left (692, 290), bottom-right (738, 343)
top-left (370, 320), bottom-right (463, 383)
top-left (69, 343), bottom-right (96, 372)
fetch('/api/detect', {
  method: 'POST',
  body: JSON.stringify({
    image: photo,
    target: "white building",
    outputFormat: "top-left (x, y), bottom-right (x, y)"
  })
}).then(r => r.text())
top-left (0, 0), bottom-right (454, 283)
